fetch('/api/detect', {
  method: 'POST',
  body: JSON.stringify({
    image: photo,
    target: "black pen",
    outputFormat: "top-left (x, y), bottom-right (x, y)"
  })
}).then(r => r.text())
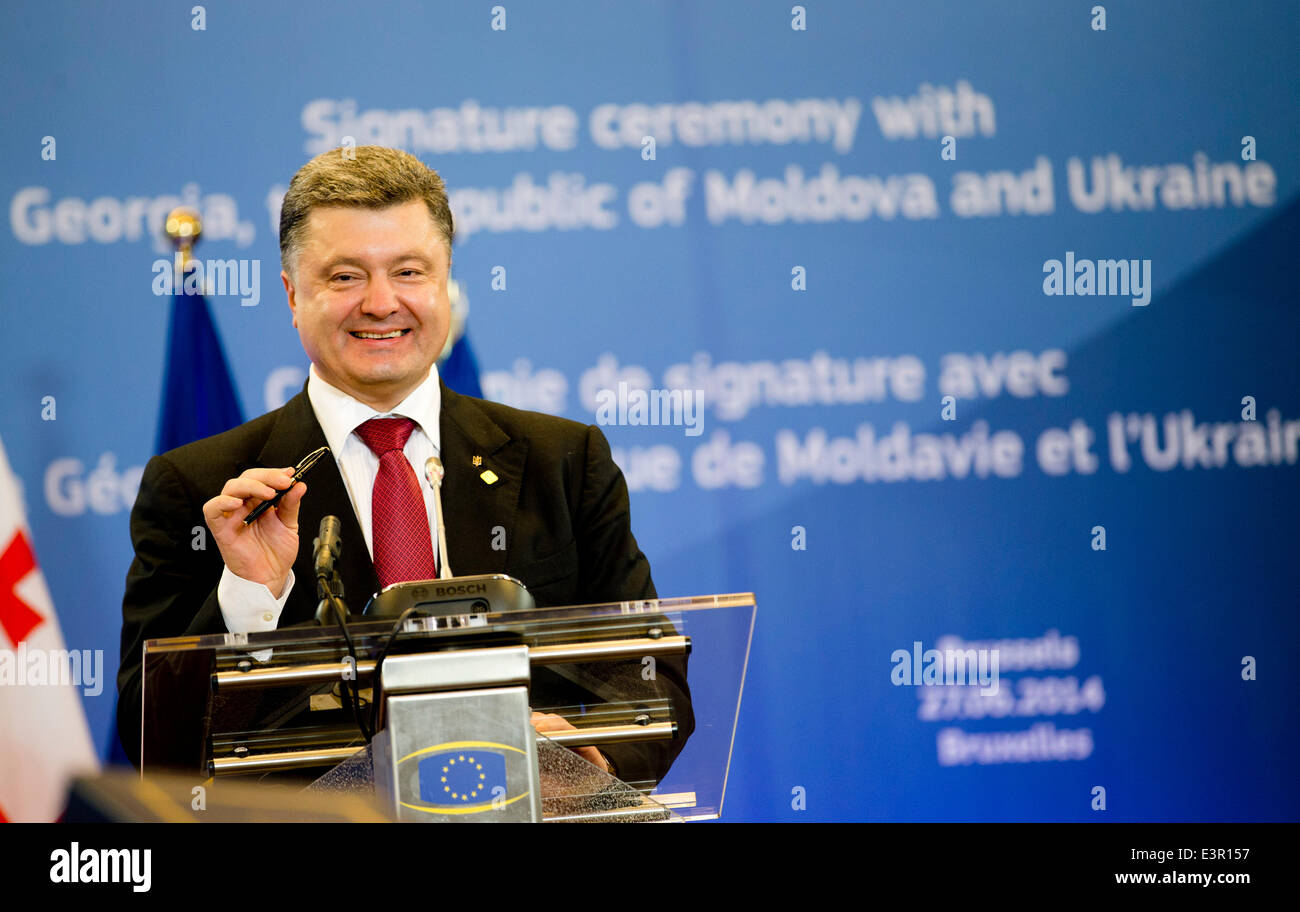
top-left (242, 446), bottom-right (330, 525)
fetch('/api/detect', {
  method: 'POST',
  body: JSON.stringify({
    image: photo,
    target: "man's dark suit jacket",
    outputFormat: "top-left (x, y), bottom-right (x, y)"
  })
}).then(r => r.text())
top-left (118, 380), bottom-right (692, 783)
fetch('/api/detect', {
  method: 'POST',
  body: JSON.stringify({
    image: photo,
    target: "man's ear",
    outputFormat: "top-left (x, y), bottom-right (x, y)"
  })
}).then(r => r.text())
top-left (282, 270), bottom-right (298, 328)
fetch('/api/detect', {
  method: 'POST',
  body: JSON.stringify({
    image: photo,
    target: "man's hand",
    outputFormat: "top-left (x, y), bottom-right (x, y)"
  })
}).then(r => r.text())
top-left (202, 467), bottom-right (307, 598)
top-left (530, 711), bottom-right (611, 773)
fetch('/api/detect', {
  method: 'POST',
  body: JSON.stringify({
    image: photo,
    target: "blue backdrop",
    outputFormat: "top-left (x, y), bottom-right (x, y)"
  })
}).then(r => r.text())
top-left (2, 0), bottom-right (1296, 821)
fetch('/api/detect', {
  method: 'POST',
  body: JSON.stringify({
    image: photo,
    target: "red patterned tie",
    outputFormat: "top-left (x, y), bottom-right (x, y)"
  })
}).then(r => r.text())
top-left (354, 417), bottom-right (438, 587)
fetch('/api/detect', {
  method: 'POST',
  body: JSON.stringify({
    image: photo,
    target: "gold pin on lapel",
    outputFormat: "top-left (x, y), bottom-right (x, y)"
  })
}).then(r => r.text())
top-left (480, 469), bottom-right (499, 485)
top-left (472, 455), bottom-right (482, 466)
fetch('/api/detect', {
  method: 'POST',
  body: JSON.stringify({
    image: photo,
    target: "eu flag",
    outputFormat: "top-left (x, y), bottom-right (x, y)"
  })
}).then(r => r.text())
top-left (155, 288), bottom-right (245, 453)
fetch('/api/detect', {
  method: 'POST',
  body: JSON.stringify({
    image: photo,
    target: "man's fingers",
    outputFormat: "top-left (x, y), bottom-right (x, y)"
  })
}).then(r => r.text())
top-left (529, 712), bottom-right (576, 734)
top-left (206, 467), bottom-right (298, 519)
top-left (203, 493), bottom-right (248, 523)
top-left (274, 481), bottom-right (307, 530)
top-left (575, 747), bottom-right (608, 771)
top-left (242, 467), bottom-right (297, 486)
top-left (221, 476), bottom-right (281, 503)
top-left (222, 467), bottom-right (295, 500)
top-left (528, 713), bottom-right (608, 771)
top-left (212, 494), bottom-right (247, 514)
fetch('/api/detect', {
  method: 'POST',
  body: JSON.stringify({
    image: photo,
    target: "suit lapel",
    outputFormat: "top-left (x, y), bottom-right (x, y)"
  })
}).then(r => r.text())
top-left (249, 388), bottom-right (379, 616)
top-left (439, 380), bottom-right (527, 577)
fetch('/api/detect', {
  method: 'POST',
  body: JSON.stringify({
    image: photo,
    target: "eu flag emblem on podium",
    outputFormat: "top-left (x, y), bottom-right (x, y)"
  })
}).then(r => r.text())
top-left (419, 749), bottom-right (507, 807)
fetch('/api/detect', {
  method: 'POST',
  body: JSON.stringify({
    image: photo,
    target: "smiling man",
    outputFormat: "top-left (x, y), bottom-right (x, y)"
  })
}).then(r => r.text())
top-left (117, 146), bottom-right (691, 786)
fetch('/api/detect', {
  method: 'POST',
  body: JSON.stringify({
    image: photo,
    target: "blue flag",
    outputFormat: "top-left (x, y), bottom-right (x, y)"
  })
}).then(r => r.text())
top-left (108, 287), bottom-right (244, 766)
top-left (155, 289), bottom-right (245, 453)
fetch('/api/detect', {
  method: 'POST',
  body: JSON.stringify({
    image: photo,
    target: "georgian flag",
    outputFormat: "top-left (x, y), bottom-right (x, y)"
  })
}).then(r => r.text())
top-left (0, 434), bottom-right (98, 821)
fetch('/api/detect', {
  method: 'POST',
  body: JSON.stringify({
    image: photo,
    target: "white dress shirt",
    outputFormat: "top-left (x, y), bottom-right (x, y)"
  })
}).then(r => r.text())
top-left (218, 363), bottom-right (443, 634)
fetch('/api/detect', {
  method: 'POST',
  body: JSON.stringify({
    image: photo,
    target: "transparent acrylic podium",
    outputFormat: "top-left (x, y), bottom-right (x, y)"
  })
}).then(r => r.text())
top-left (139, 593), bottom-right (755, 822)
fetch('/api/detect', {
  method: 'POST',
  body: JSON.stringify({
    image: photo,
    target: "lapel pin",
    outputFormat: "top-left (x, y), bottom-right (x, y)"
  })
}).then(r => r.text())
top-left (480, 469), bottom-right (499, 485)
top-left (472, 455), bottom-right (482, 467)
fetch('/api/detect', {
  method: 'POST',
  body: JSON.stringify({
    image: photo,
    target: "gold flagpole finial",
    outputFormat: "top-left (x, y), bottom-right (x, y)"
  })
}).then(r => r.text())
top-left (163, 207), bottom-right (203, 272)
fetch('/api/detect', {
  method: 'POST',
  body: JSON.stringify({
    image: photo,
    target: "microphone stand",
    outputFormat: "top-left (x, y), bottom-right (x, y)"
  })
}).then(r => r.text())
top-left (424, 456), bottom-right (453, 579)
top-left (314, 521), bottom-right (372, 742)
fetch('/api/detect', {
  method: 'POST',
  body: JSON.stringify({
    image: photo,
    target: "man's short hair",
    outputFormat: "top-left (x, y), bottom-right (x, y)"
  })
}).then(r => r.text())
top-left (279, 145), bottom-right (455, 277)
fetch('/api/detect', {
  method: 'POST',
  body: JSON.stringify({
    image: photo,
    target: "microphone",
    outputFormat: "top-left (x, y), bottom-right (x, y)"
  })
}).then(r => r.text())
top-left (313, 514), bottom-right (343, 582)
top-left (424, 456), bottom-right (452, 579)
top-left (313, 514), bottom-right (350, 623)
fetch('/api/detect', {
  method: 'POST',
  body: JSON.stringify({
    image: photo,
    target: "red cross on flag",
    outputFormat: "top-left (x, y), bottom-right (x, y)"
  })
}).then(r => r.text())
top-left (0, 434), bottom-right (98, 821)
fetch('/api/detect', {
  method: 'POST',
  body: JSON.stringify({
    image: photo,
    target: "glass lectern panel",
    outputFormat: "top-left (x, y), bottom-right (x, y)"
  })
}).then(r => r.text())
top-left (140, 593), bottom-right (755, 822)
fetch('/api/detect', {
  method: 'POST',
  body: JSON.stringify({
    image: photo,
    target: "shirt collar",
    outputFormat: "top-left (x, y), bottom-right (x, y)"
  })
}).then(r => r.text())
top-left (307, 362), bottom-right (442, 456)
